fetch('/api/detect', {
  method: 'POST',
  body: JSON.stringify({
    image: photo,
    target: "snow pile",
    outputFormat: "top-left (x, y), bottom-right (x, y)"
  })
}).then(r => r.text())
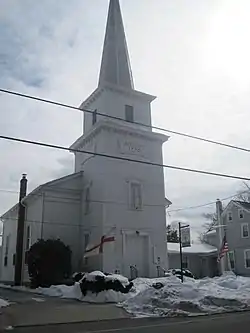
top-left (35, 271), bottom-right (250, 317)
top-left (79, 271), bottom-right (133, 296)
top-left (38, 271), bottom-right (133, 303)
top-left (121, 272), bottom-right (250, 317)
top-left (0, 298), bottom-right (9, 308)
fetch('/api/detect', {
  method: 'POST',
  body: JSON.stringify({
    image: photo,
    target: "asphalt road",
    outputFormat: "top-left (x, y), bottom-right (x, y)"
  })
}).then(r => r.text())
top-left (10, 311), bottom-right (250, 333)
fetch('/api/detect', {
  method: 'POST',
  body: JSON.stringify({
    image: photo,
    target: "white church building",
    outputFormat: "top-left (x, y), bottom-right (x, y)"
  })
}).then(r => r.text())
top-left (0, 0), bottom-right (170, 283)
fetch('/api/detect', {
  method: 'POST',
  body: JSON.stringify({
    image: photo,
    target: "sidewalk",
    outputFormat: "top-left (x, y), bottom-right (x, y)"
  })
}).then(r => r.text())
top-left (0, 288), bottom-right (131, 329)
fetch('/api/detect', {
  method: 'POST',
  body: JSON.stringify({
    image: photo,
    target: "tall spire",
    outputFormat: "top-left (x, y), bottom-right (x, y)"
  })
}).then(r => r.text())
top-left (98, 0), bottom-right (134, 90)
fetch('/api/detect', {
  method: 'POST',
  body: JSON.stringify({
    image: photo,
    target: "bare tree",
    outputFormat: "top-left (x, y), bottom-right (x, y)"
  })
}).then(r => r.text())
top-left (166, 225), bottom-right (179, 243)
top-left (199, 212), bottom-right (217, 243)
top-left (234, 182), bottom-right (250, 203)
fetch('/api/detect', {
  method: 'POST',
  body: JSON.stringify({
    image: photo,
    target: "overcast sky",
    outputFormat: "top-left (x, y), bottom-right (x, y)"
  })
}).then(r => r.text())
top-left (1, 0), bottom-right (250, 240)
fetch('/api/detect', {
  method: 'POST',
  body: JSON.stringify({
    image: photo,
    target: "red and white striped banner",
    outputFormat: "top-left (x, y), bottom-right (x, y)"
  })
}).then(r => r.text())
top-left (84, 235), bottom-right (115, 258)
top-left (217, 235), bottom-right (229, 263)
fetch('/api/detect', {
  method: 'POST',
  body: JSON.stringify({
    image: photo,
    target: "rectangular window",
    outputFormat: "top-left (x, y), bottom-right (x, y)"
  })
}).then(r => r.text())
top-left (84, 234), bottom-right (89, 250)
top-left (130, 182), bottom-right (142, 210)
top-left (26, 225), bottom-right (31, 250)
top-left (244, 249), bottom-right (250, 268)
top-left (4, 234), bottom-right (10, 267)
top-left (92, 109), bottom-right (97, 125)
top-left (239, 209), bottom-right (244, 219)
top-left (228, 251), bottom-right (235, 270)
top-left (25, 225), bottom-right (31, 265)
top-left (182, 256), bottom-right (188, 269)
top-left (13, 253), bottom-right (16, 266)
top-left (241, 223), bottom-right (249, 238)
top-left (84, 234), bottom-right (90, 266)
top-left (125, 105), bottom-right (134, 123)
top-left (85, 187), bottom-right (90, 215)
top-left (227, 212), bottom-right (232, 222)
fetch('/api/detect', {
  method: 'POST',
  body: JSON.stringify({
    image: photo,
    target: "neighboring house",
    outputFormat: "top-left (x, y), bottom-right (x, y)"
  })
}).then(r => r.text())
top-left (203, 229), bottom-right (218, 248)
top-left (168, 243), bottom-right (218, 278)
top-left (220, 200), bottom-right (250, 276)
top-left (0, 0), bottom-right (169, 283)
top-left (204, 200), bottom-right (250, 277)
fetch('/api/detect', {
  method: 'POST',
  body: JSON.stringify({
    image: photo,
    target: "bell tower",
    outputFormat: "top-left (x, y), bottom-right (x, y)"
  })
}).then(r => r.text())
top-left (70, 0), bottom-right (169, 277)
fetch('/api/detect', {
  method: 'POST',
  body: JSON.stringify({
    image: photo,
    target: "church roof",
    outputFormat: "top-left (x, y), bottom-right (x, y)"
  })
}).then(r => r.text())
top-left (168, 242), bottom-right (217, 255)
top-left (1, 172), bottom-right (83, 220)
top-left (98, 0), bottom-right (134, 90)
top-left (233, 201), bottom-right (250, 211)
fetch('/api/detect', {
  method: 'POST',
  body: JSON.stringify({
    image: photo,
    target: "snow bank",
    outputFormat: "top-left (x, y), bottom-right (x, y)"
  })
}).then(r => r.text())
top-left (37, 271), bottom-right (132, 303)
top-left (0, 298), bottom-right (9, 308)
top-left (121, 272), bottom-right (250, 317)
top-left (35, 271), bottom-right (250, 317)
top-left (38, 282), bottom-right (129, 303)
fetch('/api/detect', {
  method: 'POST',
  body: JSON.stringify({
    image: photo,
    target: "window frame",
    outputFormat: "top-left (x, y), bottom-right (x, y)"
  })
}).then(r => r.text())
top-left (84, 233), bottom-right (90, 250)
top-left (26, 225), bottom-right (31, 251)
top-left (238, 209), bottom-right (244, 219)
top-left (92, 109), bottom-right (97, 125)
top-left (125, 105), bottom-right (134, 123)
top-left (227, 211), bottom-right (233, 222)
top-left (129, 181), bottom-right (143, 211)
top-left (4, 234), bottom-right (10, 267)
top-left (228, 251), bottom-right (235, 270)
top-left (25, 225), bottom-right (31, 265)
top-left (241, 223), bottom-right (249, 238)
top-left (85, 187), bottom-right (91, 215)
top-left (244, 249), bottom-right (250, 269)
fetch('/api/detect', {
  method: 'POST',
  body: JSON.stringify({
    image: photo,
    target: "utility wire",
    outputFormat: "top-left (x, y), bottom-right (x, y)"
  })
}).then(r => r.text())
top-left (0, 186), bottom-right (248, 212)
top-left (168, 190), bottom-right (249, 213)
top-left (0, 134), bottom-right (250, 181)
top-left (0, 188), bottom-right (169, 208)
top-left (1, 88), bottom-right (250, 153)
top-left (0, 216), bottom-right (113, 229)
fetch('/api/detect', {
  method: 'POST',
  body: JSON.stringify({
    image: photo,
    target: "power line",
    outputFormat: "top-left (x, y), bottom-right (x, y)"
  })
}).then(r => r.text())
top-left (0, 133), bottom-right (250, 181)
top-left (0, 187), bottom-right (172, 209)
top-left (1, 216), bottom-right (108, 229)
top-left (168, 190), bottom-right (249, 213)
top-left (1, 88), bottom-right (250, 154)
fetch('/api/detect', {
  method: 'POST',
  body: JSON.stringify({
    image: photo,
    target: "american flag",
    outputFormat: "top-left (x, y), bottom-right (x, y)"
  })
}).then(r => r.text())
top-left (217, 235), bottom-right (229, 263)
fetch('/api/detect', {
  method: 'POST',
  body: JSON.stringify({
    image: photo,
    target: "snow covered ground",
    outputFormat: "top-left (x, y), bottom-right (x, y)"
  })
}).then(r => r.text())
top-left (2, 271), bottom-right (250, 317)
top-left (122, 272), bottom-right (250, 317)
top-left (38, 272), bottom-right (250, 317)
top-left (0, 298), bottom-right (9, 308)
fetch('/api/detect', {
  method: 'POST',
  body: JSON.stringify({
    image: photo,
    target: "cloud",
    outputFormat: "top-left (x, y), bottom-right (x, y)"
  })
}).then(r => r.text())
top-left (1, 0), bottom-right (250, 242)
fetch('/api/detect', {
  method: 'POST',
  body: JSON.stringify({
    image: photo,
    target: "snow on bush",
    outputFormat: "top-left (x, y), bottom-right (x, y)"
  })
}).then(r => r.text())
top-left (121, 272), bottom-right (250, 317)
top-left (38, 271), bottom-right (133, 303)
top-left (169, 269), bottom-right (194, 279)
top-left (79, 271), bottom-right (133, 296)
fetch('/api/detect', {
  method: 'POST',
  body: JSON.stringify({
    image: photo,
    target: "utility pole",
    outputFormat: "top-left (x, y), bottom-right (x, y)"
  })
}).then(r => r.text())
top-left (178, 222), bottom-right (184, 283)
top-left (178, 222), bottom-right (190, 283)
top-left (14, 174), bottom-right (27, 286)
top-left (216, 199), bottom-right (225, 274)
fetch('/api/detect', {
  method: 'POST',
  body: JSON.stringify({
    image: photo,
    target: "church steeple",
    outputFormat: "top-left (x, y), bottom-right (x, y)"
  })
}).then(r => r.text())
top-left (98, 0), bottom-right (134, 90)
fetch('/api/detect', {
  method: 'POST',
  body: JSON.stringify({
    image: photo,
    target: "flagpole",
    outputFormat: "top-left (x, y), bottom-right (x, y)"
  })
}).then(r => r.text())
top-left (227, 251), bottom-right (232, 271)
top-left (216, 199), bottom-right (225, 274)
